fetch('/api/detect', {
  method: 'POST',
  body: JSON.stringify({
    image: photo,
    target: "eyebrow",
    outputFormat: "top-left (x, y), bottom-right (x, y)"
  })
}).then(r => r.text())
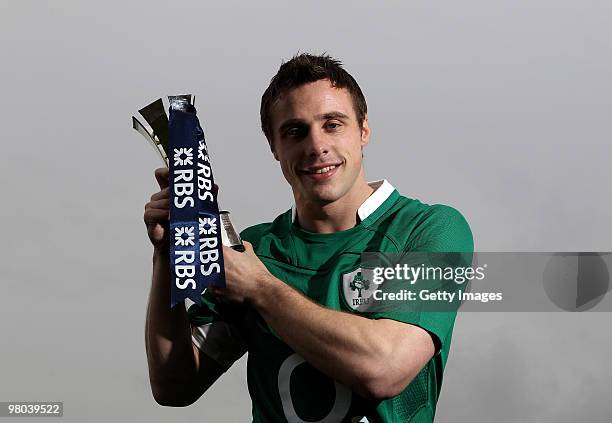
top-left (315, 111), bottom-right (350, 121)
top-left (278, 111), bottom-right (351, 133)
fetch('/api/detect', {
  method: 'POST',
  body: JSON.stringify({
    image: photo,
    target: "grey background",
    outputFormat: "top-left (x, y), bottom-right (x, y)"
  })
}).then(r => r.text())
top-left (1, 0), bottom-right (610, 422)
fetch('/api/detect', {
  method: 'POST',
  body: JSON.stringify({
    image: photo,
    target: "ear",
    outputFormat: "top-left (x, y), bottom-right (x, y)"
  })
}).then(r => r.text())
top-left (360, 113), bottom-right (371, 147)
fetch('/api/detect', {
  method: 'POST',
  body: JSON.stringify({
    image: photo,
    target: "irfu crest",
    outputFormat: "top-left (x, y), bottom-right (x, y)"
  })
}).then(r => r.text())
top-left (349, 271), bottom-right (370, 298)
top-left (342, 268), bottom-right (374, 311)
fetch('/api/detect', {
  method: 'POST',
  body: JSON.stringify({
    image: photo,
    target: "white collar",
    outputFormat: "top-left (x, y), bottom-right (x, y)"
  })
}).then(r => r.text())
top-left (291, 179), bottom-right (395, 223)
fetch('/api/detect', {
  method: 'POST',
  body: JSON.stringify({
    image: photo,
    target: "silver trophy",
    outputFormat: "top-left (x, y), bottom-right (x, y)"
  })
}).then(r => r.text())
top-left (132, 95), bottom-right (245, 251)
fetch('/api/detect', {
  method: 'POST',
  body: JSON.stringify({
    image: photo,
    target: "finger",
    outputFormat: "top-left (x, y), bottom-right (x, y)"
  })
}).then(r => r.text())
top-left (150, 187), bottom-right (169, 201)
top-left (222, 245), bottom-right (236, 257)
top-left (145, 199), bottom-right (170, 210)
top-left (242, 240), bottom-right (254, 253)
top-left (144, 208), bottom-right (170, 225)
top-left (154, 167), bottom-right (169, 189)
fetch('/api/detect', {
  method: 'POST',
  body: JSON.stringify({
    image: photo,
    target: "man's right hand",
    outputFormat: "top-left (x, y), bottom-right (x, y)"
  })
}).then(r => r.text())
top-left (144, 167), bottom-right (170, 250)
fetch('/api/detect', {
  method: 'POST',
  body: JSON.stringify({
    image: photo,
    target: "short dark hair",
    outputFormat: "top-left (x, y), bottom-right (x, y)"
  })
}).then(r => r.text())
top-left (260, 53), bottom-right (368, 146)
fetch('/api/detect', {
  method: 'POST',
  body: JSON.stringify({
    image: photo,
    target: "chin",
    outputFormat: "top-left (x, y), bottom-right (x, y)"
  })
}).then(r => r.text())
top-left (305, 185), bottom-right (345, 204)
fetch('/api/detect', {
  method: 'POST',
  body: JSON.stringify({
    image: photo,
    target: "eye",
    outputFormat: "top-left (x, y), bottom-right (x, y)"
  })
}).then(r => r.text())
top-left (283, 125), bottom-right (307, 139)
top-left (325, 121), bottom-right (342, 130)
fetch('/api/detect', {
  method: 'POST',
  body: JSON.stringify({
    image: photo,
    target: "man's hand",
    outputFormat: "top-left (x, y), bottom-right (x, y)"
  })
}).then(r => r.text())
top-left (209, 241), bottom-right (272, 304)
top-left (144, 167), bottom-right (170, 250)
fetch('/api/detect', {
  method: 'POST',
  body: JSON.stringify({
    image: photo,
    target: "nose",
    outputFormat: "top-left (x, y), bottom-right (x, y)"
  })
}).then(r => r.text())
top-left (304, 127), bottom-right (329, 158)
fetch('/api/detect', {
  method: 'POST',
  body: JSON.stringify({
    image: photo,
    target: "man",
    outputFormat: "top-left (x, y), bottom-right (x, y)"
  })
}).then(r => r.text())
top-left (143, 53), bottom-right (473, 422)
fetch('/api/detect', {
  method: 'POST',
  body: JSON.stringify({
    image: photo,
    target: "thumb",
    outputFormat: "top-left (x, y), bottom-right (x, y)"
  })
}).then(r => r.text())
top-left (148, 223), bottom-right (165, 242)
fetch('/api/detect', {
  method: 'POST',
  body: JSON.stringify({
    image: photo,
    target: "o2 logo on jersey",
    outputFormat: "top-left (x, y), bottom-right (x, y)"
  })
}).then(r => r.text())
top-left (342, 268), bottom-right (377, 312)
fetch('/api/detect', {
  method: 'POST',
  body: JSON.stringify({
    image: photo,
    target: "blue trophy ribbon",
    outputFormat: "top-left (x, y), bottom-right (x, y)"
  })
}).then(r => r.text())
top-left (168, 104), bottom-right (225, 308)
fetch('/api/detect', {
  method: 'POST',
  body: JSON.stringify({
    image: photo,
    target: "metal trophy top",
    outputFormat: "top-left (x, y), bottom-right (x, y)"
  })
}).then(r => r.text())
top-left (131, 95), bottom-right (246, 252)
top-left (131, 95), bottom-right (196, 167)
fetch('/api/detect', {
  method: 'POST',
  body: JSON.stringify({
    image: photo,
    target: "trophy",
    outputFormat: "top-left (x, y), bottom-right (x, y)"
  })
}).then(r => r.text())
top-left (132, 95), bottom-right (245, 252)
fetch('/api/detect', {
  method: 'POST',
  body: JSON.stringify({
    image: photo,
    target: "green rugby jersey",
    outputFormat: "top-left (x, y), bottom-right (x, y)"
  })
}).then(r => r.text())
top-left (188, 180), bottom-right (473, 422)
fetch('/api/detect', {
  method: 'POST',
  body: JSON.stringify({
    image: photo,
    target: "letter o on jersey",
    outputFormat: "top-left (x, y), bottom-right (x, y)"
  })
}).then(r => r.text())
top-left (278, 353), bottom-right (352, 423)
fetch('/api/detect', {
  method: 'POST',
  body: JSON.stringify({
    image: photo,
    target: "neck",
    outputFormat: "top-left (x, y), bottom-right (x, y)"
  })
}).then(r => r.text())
top-left (294, 171), bottom-right (374, 234)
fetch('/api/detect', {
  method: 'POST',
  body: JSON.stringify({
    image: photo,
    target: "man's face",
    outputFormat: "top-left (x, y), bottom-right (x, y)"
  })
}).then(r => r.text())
top-left (268, 79), bottom-right (370, 205)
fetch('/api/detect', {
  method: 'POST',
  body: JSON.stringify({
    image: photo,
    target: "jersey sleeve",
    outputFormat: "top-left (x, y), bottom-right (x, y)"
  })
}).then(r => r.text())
top-left (370, 205), bottom-right (474, 357)
top-left (186, 291), bottom-right (248, 371)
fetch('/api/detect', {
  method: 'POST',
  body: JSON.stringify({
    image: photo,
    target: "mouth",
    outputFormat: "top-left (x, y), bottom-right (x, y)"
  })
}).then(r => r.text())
top-left (299, 162), bottom-right (342, 180)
